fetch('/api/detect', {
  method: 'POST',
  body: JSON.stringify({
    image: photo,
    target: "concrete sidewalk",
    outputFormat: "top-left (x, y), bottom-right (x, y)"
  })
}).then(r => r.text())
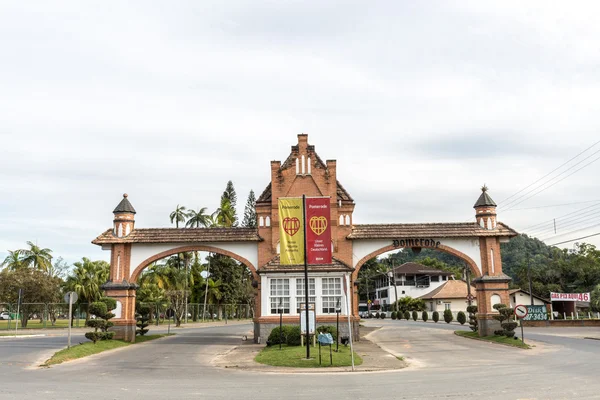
top-left (212, 326), bottom-right (407, 373)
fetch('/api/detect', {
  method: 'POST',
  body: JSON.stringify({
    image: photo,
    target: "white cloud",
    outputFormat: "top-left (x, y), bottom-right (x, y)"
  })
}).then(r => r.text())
top-left (1, 1), bottom-right (600, 265)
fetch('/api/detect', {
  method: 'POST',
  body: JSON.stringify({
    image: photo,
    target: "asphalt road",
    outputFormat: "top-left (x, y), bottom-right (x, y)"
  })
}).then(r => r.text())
top-left (0, 321), bottom-right (599, 399)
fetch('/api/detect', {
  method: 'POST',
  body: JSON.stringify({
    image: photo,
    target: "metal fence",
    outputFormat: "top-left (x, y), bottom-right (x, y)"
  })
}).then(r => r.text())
top-left (0, 302), bottom-right (254, 330)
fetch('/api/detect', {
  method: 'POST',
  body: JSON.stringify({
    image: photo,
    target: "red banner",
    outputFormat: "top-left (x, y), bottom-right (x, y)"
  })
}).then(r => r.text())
top-left (305, 197), bottom-right (332, 265)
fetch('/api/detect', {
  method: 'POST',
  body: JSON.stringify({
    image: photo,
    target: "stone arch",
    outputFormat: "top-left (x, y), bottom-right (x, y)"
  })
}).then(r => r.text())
top-left (352, 243), bottom-right (481, 282)
top-left (130, 245), bottom-right (258, 284)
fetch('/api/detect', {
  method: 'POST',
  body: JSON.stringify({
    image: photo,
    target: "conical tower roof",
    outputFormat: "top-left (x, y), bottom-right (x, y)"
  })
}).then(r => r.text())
top-left (473, 185), bottom-right (497, 208)
top-left (113, 194), bottom-right (136, 214)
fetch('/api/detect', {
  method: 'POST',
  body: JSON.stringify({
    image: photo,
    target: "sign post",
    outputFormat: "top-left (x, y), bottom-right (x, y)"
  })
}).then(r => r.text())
top-left (514, 304), bottom-right (528, 344)
top-left (64, 291), bottom-right (78, 349)
top-left (15, 288), bottom-right (23, 337)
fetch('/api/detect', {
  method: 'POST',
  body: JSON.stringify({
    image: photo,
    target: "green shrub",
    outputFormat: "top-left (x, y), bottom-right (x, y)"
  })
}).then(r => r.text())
top-left (85, 300), bottom-right (116, 344)
top-left (391, 311), bottom-right (397, 320)
top-left (422, 311), bottom-right (428, 322)
top-left (136, 305), bottom-right (151, 336)
top-left (467, 305), bottom-right (478, 332)
top-left (457, 311), bottom-right (466, 325)
top-left (268, 326), bottom-right (289, 345)
top-left (403, 311), bottom-right (410, 320)
top-left (443, 309), bottom-right (453, 324)
top-left (432, 311), bottom-right (439, 323)
top-left (286, 325), bottom-right (301, 346)
top-left (501, 322), bottom-right (518, 338)
top-left (375, 312), bottom-right (380, 319)
top-left (316, 325), bottom-right (338, 342)
top-left (412, 311), bottom-right (418, 321)
top-left (380, 312), bottom-right (386, 319)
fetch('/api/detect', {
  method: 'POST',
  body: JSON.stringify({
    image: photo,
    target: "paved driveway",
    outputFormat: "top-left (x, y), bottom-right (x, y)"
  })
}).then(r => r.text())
top-left (1, 321), bottom-right (599, 399)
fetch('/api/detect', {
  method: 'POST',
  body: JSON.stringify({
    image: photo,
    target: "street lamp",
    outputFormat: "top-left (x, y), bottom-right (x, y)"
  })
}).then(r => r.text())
top-left (335, 298), bottom-right (341, 352)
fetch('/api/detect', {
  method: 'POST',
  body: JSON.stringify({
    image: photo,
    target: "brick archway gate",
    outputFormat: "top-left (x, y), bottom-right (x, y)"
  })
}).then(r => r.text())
top-left (93, 202), bottom-right (261, 341)
top-left (93, 135), bottom-right (518, 342)
top-left (349, 231), bottom-right (514, 334)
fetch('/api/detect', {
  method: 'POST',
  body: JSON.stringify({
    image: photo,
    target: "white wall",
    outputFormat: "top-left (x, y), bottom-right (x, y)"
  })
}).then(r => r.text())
top-left (261, 272), bottom-right (351, 317)
top-left (128, 242), bottom-right (259, 279)
top-left (510, 292), bottom-right (547, 308)
top-left (351, 238), bottom-right (482, 275)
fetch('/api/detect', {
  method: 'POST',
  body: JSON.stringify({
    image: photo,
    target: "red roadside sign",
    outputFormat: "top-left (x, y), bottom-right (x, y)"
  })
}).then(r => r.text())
top-left (514, 304), bottom-right (528, 319)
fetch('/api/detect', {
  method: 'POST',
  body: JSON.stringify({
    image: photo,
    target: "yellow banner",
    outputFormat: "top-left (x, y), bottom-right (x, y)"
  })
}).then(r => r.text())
top-left (278, 198), bottom-right (305, 265)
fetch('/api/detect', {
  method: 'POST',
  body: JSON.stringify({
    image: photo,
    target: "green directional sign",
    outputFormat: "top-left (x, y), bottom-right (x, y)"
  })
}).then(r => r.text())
top-left (523, 305), bottom-right (548, 321)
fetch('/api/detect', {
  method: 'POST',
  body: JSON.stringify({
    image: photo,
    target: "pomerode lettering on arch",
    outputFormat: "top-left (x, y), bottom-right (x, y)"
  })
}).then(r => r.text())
top-left (392, 238), bottom-right (441, 248)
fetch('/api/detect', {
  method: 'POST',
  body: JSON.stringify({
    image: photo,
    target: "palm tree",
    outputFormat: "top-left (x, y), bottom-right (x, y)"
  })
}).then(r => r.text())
top-left (212, 198), bottom-right (236, 227)
top-left (202, 278), bottom-right (223, 307)
top-left (64, 258), bottom-right (110, 321)
top-left (186, 207), bottom-right (211, 228)
top-left (1, 250), bottom-right (24, 270)
top-left (19, 241), bottom-right (53, 273)
top-left (170, 204), bottom-right (188, 228)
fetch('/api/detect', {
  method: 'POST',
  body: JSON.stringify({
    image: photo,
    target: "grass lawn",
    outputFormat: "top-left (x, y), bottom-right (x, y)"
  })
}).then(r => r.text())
top-left (455, 330), bottom-right (531, 349)
top-left (0, 320), bottom-right (76, 330)
top-left (255, 344), bottom-right (363, 368)
top-left (41, 334), bottom-right (171, 366)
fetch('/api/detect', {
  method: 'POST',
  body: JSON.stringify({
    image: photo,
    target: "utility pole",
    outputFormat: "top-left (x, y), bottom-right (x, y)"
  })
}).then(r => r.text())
top-left (465, 264), bottom-right (472, 306)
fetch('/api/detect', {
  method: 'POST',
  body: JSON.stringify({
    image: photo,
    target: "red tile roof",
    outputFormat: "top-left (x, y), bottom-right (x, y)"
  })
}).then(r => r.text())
top-left (92, 228), bottom-right (262, 245)
top-left (347, 222), bottom-right (517, 239)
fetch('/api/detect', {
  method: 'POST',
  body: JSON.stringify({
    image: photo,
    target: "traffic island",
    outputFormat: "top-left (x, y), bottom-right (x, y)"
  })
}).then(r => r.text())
top-left (255, 344), bottom-right (362, 368)
top-left (455, 331), bottom-right (531, 349)
top-left (40, 334), bottom-right (173, 367)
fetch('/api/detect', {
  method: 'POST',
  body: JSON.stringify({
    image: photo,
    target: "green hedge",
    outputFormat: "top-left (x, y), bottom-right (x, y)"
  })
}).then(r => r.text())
top-left (268, 325), bottom-right (302, 346)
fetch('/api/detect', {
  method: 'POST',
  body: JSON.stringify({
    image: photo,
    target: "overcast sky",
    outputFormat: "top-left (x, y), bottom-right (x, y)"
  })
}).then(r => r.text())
top-left (2, 1), bottom-right (600, 266)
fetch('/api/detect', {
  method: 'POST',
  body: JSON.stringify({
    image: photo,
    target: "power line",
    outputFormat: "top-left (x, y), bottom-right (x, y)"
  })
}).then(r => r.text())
top-left (527, 208), bottom-right (600, 236)
top-left (503, 200), bottom-right (600, 212)
top-left (520, 202), bottom-right (600, 231)
top-left (540, 221), bottom-right (600, 242)
top-left (536, 214), bottom-right (600, 239)
top-left (498, 140), bottom-right (600, 206)
top-left (548, 232), bottom-right (600, 246)
top-left (501, 153), bottom-right (600, 211)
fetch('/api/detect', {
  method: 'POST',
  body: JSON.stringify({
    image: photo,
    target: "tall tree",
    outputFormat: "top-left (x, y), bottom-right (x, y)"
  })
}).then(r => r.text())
top-left (186, 207), bottom-right (211, 228)
top-left (213, 198), bottom-right (236, 228)
top-left (64, 258), bottom-right (110, 320)
top-left (169, 204), bottom-right (188, 228)
top-left (221, 180), bottom-right (238, 226)
top-left (241, 190), bottom-right (257, 228)
top-left (1, 250), bottom-right (24, 271)
top-left (19, 241), bottom-right (53, 273)
top-left (0, 268), bottom-right (61, 327)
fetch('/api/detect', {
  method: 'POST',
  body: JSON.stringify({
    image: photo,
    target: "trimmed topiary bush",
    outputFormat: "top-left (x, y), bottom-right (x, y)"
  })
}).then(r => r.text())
top-left (403, 311), bottom-right (410, 320)
top-left (467, 305), bottom-right (478, 332)
top-left (85, 299), bottom-right (115, 344)
top-left (432, 311), bottom-right (439, 323)
top-left (380, 312), bottom-right (386, 319)
top-left (412, 311), bottom-right (418, 321)
top-left (375, 312), bottom-right (380, 319)
top-left (457, 311), bottom-right (466, 325)
top-left (443, 309), bottom-right (453, 324)
top-left (391, 311), bottom-right (397, 320)
top-left (136, 305), bottom-right (151, 336)
top-left (422, 311), bottom-right (428, 322)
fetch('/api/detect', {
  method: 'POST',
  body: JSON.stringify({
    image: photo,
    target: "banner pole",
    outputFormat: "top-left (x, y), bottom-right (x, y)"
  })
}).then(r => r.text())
top-left (303, 194), bottom-right (310, 359)
top-left (345, 274), bottom-right (355, 371)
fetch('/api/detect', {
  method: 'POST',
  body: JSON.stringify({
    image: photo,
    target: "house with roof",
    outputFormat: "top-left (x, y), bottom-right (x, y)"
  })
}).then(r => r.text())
top-left (371, 262), bottom-right (455, 309)
top-left (418, 280), bottom-right (476, 313)
top-left (508, 289), bottom-right (550, 309)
